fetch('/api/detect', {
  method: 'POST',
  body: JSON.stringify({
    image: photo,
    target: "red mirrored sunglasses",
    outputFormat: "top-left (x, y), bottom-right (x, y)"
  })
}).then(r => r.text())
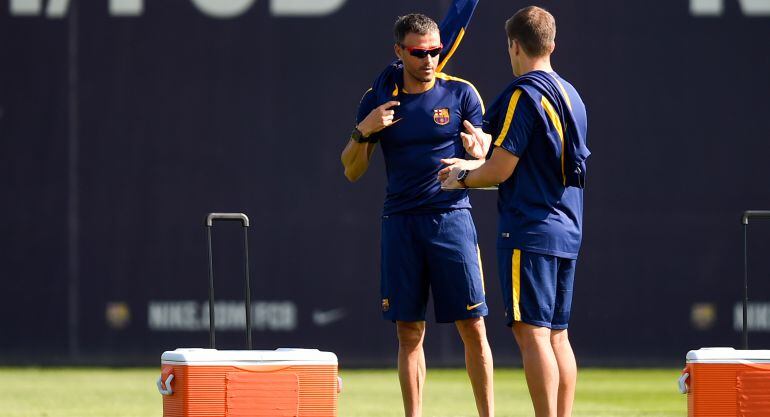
top-left (399, 43), bottom-right (443, 58)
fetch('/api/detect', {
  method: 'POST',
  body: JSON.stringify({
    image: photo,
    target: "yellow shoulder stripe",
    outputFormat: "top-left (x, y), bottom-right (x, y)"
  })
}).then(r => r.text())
top-left (436, 28), bottom-right (466, 73)
top-left (540, 96), bottom-right (567, 185)
top-left (435, 72), bottom-right (485, 114)
top-left (359, 88), bottom-right (373, 103)
top-left (493, 89), bottom-right (523, 147)
top-left (553, 77), bottom-right (572, 111)
top-left (540, 96), bottom-right (564, 140)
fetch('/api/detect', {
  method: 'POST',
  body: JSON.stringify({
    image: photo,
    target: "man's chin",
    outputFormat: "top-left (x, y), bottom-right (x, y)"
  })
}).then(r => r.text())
top-left (418, 73), bottom-right (434, 83)
top-left (405, 68), bottom-right (434, 84)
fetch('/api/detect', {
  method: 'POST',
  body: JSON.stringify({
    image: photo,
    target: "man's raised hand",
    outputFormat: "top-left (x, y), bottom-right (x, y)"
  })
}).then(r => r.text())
top-left (460, 120), bottom-right (492, 159)
top-left (357, 101), bottom-right (400, 138)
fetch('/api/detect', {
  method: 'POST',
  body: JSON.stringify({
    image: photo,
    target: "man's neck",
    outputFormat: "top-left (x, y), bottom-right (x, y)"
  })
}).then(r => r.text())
top-left (517, 57), bottom-right (554, 77)
top-left (402, 71), bottom-right (435, 94)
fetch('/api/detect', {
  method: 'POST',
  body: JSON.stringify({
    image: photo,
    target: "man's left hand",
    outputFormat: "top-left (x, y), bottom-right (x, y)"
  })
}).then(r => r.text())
top-left (441, 166), bottom-right (465, 189)
top-left (461, 120), bottom-right (492, 159)
top-left (439, 158), bottom-right (473, 189)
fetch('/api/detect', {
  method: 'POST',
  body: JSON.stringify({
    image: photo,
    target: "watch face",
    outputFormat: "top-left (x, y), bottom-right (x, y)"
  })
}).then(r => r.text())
top-left (351, 128), bottom-right (363, 142)
top-left (457, 170), bottom-right (468, 181)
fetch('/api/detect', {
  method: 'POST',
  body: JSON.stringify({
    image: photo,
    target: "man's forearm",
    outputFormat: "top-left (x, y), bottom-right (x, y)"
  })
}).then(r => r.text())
top-left (460, 159), bottom-right (486, 171)
top-left (464, 148), bottom-right (519, 188)
top-left (464, 162), bottom-right (500, 188)
top-left (341, 139), bottom-right (376, 182)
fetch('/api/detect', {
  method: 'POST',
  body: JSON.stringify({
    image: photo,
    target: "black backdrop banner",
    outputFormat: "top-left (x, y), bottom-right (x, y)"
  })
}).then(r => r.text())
top-left (2, 0), bottom-right (770, 366)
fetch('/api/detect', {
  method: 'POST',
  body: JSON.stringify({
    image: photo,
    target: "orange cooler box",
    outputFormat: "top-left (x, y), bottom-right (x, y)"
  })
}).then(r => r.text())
top-left (680, 347), bottom-right (770, 416)
top-left (158, 348), bottom-right (340, 417)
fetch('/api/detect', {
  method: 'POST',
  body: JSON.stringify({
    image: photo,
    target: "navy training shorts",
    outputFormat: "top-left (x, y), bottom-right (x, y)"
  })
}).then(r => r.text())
top-left (380, 209), bottom-right (488, 323)
top-left (497, 248), bottom-right (576, 329)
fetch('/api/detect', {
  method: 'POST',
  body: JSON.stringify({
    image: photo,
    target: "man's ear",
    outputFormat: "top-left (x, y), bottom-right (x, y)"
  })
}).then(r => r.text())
top-left (394, 43), bottom-right (402, 60)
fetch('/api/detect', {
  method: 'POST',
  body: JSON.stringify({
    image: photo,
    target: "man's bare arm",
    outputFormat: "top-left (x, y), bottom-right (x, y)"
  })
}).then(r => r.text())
top-left (341, 140), bottom-right (377, 182)
top-left (437, 158), bottom-right (486, 183)
top-left (340, 100), bottom-right (400, 182)
top-left (440, 147), bottom-right (519, 188)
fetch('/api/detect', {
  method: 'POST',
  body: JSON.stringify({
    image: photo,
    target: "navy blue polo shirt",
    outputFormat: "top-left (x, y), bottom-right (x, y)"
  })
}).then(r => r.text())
top-left (356, 74), bottom-right (484, 215)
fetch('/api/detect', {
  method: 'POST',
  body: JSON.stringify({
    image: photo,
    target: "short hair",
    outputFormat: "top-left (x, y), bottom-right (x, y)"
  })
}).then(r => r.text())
top-left (394, 13), bottom-right (439, 44)
top-left (505, 6), bottom-right (556, 57)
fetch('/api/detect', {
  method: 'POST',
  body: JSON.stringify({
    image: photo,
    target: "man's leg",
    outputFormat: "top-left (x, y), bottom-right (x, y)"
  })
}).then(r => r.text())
top-left (455, 317), bottom-right (494, 417)
top-left (551, 329), bottom-right (576, 417)
top-left (397, 320), bottom-right (427, 417)
top-left (425, 209), bottom-right (492, 416)
top-left (382, 213), bottom-right (430, 417)
top-left (551, 256), bottom-right (577, 417)
top-left (513, 322), bottom-right (559, 417)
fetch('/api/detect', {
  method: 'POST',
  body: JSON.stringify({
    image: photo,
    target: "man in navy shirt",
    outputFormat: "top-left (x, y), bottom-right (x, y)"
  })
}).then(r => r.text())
top-left (441, 6), bottom-right (589, 417)
top-left (340, 9), bottom-right (494, 417)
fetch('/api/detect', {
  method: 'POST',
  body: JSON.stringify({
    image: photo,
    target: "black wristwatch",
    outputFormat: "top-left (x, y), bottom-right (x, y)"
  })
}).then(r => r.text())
top-left (456, 169), bottom-right (470, 188)
top-left (350, 126), bottom-right (369, 143)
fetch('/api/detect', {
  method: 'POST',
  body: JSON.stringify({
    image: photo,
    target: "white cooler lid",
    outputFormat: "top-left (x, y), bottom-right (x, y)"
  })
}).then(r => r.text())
top-left (686, 347), bottom-right (770, 363)
top-left (161, 348), bottom-right (338, 364)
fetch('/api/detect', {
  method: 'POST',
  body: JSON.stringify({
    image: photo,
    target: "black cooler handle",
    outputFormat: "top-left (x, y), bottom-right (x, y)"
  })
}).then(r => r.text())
top-left (205, 213), bottom-right (252, 350)
top-left (741, 210), bottom-right (770, 349)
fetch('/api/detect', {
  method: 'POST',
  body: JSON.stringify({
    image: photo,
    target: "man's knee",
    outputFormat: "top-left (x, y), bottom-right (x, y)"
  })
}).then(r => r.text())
top-left (455, 317), bottom-right (488, 346)
top-left (397, 321), bottom-right (426, 350)
top-left (550, 329), bottom-right (569, 347)
top-left (512, 321), bottom-right (551, 349)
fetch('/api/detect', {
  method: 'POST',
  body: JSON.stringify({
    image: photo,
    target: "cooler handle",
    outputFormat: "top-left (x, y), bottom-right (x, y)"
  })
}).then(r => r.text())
top-left (678, 371), bottom-right (689, 394)
top-left (206, 213), bottom-right (250, 227)
top-left (741, 210), bottom-right (770, 349)
top-left (741, 210), bottom-right (770, 225)
top-left (157, 374), bottom-right (174, 396)
top-left (205, 212), bottom-right (253, 350)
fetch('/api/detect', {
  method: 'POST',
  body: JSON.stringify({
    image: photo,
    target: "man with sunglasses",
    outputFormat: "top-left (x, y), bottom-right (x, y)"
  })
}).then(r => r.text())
top-left (340, 10), bottom-right (494, 417)
top-left (440, 6), bottom-right (590, 417)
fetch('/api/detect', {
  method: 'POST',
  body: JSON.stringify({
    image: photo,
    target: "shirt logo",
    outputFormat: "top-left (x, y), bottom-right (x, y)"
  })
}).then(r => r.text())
top-left (382, 299), bottom-right (390, 312)
top-left (433, 108), bottom-right (450, 125)
top-left (466, 302), bottom-right (485, 311)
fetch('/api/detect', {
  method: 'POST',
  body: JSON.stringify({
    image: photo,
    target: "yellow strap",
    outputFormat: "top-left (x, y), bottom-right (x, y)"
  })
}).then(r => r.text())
top-left (436, 28), bottom-right (466, 73)
top-left (540, 96), bottom-right (567, 185)
top-left (493, 89), bottom-right (523, 147)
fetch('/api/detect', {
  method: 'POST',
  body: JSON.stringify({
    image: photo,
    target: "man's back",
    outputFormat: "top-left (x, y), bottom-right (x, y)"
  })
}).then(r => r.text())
top-left (435, 8), bottom-right (588, 416)
top-left (485, 72), bottom-right (587, 259)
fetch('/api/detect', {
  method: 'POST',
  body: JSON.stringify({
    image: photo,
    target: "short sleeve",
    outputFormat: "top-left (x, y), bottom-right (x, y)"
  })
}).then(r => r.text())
top-left (461, 84), bottom-right (484, 128)
top-left (493, 89), bottom-right (536, 157)
top-left (356, 88), bottom-right (377, 124)
top-left (354, 88), bottom-right (381, 141)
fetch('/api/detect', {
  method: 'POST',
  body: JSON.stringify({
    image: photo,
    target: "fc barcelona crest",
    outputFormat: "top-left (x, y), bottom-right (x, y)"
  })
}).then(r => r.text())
top-left (433, 108), bottom-right (450, 125)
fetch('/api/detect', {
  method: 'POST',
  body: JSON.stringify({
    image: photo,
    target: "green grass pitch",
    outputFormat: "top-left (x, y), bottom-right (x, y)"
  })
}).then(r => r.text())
top-left (0, 367), bottom-right (685, 416)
